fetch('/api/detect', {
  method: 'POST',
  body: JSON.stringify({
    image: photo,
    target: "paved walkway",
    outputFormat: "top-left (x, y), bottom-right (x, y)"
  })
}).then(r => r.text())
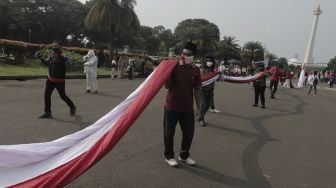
top-left (0, 78), bottom-right (335, 188)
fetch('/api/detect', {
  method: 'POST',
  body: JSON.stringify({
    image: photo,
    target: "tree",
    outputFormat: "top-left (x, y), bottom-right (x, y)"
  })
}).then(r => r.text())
top-left (217, 36), bottom-right (241, 63)
top-left (0, 0), bottom-right (87, 44)
top-left (328, 56), bottom-right (336, 72)
top-left (265, 52), bottom-right (277, 66)
top-left (0, 0), bottom-right (11, 39)
top-left (241, 41), bottom-right (265, 66)
top-left (84, 0), bottom-right (140, 48)
top-left (193, 25), bottom-right (220, 57)
top-left (153, 25), bottom-right (176, 52)
top-left (174, 19), bottom-right (220, 57)
top-left (265, 52), bottom-right (277, 61)
top-left (277, 57), bottom-right (288, 68)
top-left (136, 26), bottom-right (161, 55)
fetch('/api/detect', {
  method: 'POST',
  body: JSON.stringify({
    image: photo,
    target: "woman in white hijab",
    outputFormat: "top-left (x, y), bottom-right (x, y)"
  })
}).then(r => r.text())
top-left (83, 50), bottom-right (98, 94)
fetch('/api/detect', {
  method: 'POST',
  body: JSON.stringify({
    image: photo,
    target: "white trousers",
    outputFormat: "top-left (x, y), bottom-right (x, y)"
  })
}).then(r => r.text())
top-left (86, 71), bottom-right (98, 91)
top-left (111, 68), bottom-right (117, 78)
top-left (283, 79), bottom-right (291, 88)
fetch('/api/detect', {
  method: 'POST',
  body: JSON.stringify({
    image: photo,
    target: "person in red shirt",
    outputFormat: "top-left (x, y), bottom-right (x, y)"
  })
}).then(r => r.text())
top-left (283, 70), bottom-right (292, 88)
top-left (163, 42), bottom-right (201, 167)
top-left (268, 65), bottom-right (282, 99)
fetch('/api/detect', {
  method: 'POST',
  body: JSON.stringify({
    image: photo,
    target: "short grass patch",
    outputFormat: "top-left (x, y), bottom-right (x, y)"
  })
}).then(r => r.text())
top-left (0, 60), bottom-right (111, 76)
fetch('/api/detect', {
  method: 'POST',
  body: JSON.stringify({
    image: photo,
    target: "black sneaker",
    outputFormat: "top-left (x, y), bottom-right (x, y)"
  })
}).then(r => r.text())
top-left (39, 113), bottom-right (52, 119)
top-left (70, 106), bottom-right (76, 116)
top-left (86, 90), bottom-right (91, 93)
top-left (261, 105), bottom-right (265, 109)
top-left (252, 104), bottom-right (258, 107)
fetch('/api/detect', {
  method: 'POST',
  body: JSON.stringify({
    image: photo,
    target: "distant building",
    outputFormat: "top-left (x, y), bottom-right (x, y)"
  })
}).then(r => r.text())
top-left (288, 58), bottom-right (327, 69)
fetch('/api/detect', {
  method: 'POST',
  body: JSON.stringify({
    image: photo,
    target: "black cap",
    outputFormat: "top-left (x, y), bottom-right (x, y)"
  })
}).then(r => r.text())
top-left (184, 42), bottom-right (197, 54)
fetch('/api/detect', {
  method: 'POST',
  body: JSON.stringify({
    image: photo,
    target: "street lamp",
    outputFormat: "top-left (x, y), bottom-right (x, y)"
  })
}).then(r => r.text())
top-left (28, 29), bottom-right (31, 43)
top-left (66, 34), bottom-right (74, 46)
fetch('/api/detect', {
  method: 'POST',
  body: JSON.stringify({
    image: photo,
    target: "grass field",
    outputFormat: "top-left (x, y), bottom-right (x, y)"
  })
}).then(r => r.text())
top-left (0, 60), bottom-right (111, 76)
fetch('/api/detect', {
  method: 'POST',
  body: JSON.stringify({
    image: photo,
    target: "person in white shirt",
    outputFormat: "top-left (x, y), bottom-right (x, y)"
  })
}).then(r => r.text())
top-left (111, 57), bottom-right (118, 79)
top-left (307, 70), bottom-right (318, 96)
top-left (128, 58), bottom-right (135, 80)
top-left (83, 50), bottom-right (98, 94)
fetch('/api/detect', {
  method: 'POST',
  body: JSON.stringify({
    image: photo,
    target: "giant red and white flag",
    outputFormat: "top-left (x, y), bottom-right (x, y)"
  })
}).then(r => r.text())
top-left (0, 61), bottom-right (263, 187)
top-left (201, 71), bottom-right (264, 86)
top-left (0, 60), bottom-right (178, 187)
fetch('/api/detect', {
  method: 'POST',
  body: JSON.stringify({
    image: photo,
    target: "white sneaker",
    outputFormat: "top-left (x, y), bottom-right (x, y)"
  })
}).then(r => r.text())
top-left (210, 109), bottom-right (221, 113)
top-left (178, 157), bottom-right (196, 166)
top-left (165, 158), bottom-right (178, 167)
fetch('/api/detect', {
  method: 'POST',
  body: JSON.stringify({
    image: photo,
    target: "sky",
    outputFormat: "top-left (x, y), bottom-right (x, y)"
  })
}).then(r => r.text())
top-left (81, 0), bottom-right (336, 63)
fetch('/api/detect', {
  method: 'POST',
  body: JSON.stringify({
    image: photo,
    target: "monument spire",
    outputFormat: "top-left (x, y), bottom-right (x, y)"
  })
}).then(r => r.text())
top-left (303, 3), bottom-right (322, 65)
top-left (297, 3), bottom-right (322, 88)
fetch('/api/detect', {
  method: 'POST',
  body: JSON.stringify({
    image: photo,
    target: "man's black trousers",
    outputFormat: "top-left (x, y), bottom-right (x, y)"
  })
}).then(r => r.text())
top-left (163, 109), bottom-right (194, 160)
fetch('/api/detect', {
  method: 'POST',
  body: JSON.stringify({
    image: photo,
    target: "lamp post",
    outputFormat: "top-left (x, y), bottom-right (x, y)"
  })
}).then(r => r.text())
top-left (66, 34), bottom-right (74, 47)
top-left (28, 29), bottom-right (31, 43)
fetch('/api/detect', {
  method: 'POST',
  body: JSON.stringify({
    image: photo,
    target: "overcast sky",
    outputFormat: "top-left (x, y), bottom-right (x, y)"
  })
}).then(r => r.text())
top-left (81, 0), bottom-right (335, 63)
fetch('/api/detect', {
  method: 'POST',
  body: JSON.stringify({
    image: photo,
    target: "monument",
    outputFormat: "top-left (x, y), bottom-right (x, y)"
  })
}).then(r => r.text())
top-left (297, 3), bottom-right (322, 88)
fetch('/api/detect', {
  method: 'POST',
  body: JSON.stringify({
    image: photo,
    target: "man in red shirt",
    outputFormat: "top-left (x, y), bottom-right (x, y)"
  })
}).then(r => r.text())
top-left (163, 42), bottom-right (201, 167)
top-left (269, 65), bottom-right (282, 99)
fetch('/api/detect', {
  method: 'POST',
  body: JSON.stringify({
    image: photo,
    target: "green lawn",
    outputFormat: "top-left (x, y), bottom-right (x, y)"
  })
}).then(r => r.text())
top-left (0, 63), bottom-right (111, 76)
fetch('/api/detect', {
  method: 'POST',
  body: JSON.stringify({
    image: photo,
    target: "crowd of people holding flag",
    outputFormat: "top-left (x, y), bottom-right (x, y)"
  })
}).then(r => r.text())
top-left (3, 39), bottom-right (334, 187)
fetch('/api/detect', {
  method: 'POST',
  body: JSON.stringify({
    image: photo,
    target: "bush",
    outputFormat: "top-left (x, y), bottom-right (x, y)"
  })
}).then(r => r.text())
top-left (36, 48), bottom-right (84, 72)
top-left (63, 49), bottom-right (84, 72)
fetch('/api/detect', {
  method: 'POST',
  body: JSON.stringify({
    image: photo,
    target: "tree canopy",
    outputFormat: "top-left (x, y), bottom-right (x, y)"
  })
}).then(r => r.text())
top-left (241, 41), bottom-right (266, 64)
top-left (328, 56), bottom-right (336, 72)
top-left (3, 1), bottom-right (332, 61)
top-left (174, 19), bottom-right (220, 57)
top-left (0, 0), bottom-right (87, 43)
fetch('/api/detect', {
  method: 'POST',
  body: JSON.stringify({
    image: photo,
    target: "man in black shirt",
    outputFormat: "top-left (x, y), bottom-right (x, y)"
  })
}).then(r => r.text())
top-left (36, 40), bottom-right (76, 118)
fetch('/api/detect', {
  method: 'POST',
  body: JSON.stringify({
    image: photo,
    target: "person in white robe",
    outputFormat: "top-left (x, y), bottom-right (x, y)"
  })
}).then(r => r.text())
top-left (83, 50), bottom-right (98, 94)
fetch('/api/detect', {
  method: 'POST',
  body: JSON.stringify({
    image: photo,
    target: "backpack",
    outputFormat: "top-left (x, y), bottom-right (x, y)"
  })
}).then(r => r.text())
top-left (313, 77), bottom-right (318, 85)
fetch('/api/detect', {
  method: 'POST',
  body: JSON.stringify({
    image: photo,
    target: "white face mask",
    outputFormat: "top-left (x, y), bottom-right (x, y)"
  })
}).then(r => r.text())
top-left (195, 63), bottom-right (201, 68)
top-left (206, 61), bottom-right (213, 67)
top-left (184, 56), bottom-right (194, 64)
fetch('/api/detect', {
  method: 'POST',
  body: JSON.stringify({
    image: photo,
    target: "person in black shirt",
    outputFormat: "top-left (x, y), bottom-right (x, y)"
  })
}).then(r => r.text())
top-left (198, 56), bottom-right (217, 126)
top-left (252, 66), bottom-right (267, 108)
top-left (36, 40), bottom-right (76, 118)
